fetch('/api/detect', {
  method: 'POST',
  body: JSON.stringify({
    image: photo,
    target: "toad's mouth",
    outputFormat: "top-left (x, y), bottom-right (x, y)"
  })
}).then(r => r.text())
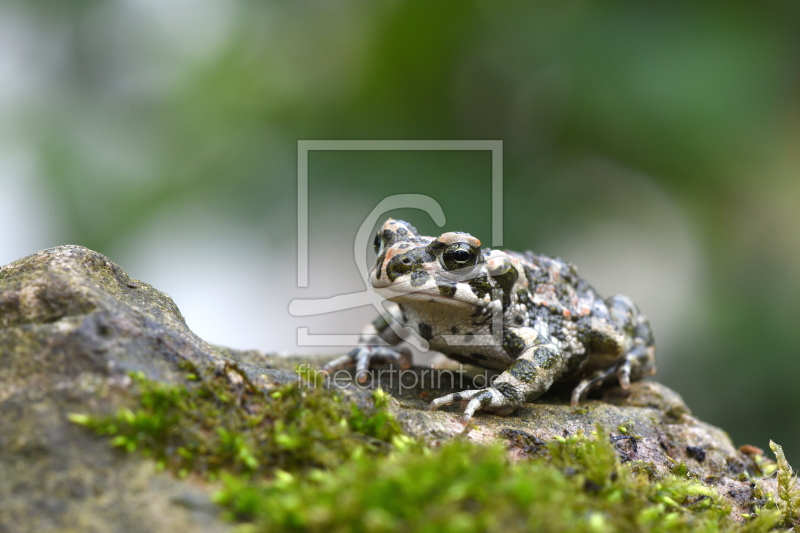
top-left (370, 279), bottom-right (482, 310)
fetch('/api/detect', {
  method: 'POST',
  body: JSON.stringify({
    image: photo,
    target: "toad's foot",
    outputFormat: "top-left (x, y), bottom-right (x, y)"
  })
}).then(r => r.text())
top-left (429, 386), bottom-right (521, 426)
top-left (321, 346), bottom-right (412, 383)
top-left (570, 349), bottom-right (648, 407)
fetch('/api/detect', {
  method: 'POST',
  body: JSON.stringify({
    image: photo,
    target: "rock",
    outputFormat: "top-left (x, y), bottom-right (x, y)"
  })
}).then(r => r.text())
top-left (0, 246), bottom-right (783, 531)
top-left (0, 246), bottom-right (293, 533)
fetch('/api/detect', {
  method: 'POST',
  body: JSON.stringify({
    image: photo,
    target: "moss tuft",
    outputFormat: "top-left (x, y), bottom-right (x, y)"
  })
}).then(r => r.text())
top-left (214, 425), bottom-right (781, 532)
top-left (768, 441), bottom-right (800, 529)
top-left (69, 369), bottom-right (405, 479)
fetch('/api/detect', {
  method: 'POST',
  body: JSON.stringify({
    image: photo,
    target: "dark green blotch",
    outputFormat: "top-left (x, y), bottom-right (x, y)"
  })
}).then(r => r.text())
top-left (493, 381), bottom-right (526, 404)
top-left (410, 270), bottom-right (429, 287)
top-left (508, 358), bottom-right (538, 384)
top-left (583, 328), bottom-right (619, 354)
top-left (490, 265), bottom-right (518, 309)
top-left (382, 229), bottom-right (397, 246)
top-left (502, 328), bottom-right (526, 359)
top-left (534, 345), bottom-right (560, 370)
top-left (426, 239), bottom-right (447, 255)
top-left (374, 250), bottom-right (386, 280)
top-left (401, 221), bottom-right (419, 235)
top-left (468, 274), bottom-right (493, 300)
top-left (418, 323), bottom-right (433, 341)
top-left (386, 248), bottom-right (435, 282)
top-left (437, 281), bottom-right (457, 298)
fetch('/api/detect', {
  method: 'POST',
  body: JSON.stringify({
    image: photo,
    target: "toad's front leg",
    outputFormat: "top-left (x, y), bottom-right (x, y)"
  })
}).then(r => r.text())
top-left (321, 305), bottom-right (412, 382)
top-left (429, 331), bottom-right (563, 425)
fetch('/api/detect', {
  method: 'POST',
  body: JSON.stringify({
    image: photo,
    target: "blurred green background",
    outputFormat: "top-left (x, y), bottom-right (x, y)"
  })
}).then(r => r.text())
top-left (1, 1), bottom-right (799, 462)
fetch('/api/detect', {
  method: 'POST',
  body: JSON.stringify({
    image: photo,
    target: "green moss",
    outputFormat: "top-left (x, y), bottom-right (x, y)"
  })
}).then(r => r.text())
top-left (765, 441), bottom-right (800, 529)
top-left (69, 373), bottom-right (790, 532)
top-left (214, 426), bottom-right (781, 533)
top-left (669, 461), bottom-right (692, 480)
top-left (69, 369), bottom-right (406, 479)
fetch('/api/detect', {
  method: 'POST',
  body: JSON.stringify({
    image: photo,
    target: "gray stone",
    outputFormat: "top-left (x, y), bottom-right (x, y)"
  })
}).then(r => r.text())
top-left (0, 246), bottom-right (292, 533)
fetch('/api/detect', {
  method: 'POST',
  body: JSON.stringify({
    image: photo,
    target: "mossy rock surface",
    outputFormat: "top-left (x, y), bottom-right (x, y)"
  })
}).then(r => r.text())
top-left (0, 246), bottom-right (293, 533)
top-left (0, 246), bottom-right (791, 532)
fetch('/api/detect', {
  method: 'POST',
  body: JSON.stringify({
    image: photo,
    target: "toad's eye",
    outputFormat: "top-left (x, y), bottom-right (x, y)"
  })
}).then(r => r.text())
top-left (441, 243), bottom-right (479, 271)
top-left (373, 232), bottom-right (382, 254)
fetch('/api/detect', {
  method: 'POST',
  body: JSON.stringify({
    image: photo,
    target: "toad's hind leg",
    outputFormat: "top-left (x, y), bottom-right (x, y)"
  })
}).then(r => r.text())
top-left (571, 294), bottom-right (656, 406)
